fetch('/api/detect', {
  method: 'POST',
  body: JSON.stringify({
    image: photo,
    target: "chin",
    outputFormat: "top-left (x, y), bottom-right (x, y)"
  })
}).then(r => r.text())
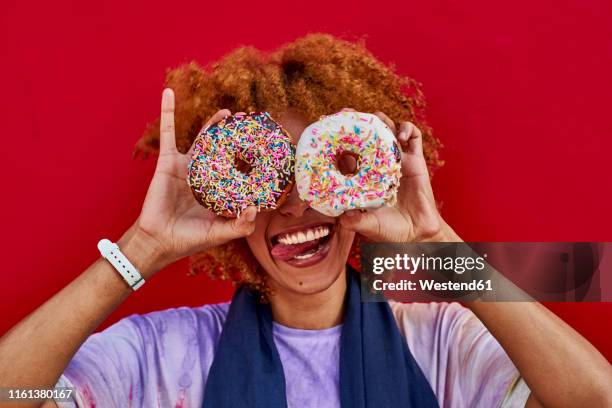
top-left (248, 220), bottom-right (355, 296)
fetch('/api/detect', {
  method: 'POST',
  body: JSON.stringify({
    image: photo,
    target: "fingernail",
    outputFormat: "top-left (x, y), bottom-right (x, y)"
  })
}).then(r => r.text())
top-left (161, 88), bottom-right (175, 110)
top-left (245, 209), bottom-right (256, 222)
top-left (398, 131), bottom-right (408, 141)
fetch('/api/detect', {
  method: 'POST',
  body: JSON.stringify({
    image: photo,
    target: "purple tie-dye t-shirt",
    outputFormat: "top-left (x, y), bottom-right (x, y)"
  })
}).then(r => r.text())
top-left (55, 301), bottom-right (529, 408)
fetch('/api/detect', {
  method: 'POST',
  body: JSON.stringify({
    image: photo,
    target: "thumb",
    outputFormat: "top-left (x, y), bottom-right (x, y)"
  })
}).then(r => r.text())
top-left (217, 206), bottom-right (258, 241)
top-left (340, 209), bottom-right (381, 239)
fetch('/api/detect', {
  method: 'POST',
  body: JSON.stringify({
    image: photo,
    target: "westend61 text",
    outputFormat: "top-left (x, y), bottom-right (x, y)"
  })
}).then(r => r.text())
top-left (372, 279), bottom-right (493, 292)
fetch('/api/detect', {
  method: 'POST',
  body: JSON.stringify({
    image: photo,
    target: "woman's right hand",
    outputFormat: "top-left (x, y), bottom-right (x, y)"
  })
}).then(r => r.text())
top-left (129, 88), bottom-right (257, 275)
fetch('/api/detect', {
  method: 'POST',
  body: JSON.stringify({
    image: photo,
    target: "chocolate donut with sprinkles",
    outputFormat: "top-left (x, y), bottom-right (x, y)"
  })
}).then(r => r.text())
top-left (295, 111), bottom-right (402, 217)
top-left (188, 112), bottom-right (295, 217)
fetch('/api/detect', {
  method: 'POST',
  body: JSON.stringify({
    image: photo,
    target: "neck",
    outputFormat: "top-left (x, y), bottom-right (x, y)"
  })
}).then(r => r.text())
top-left (268, 269), bottom-right (347, 330)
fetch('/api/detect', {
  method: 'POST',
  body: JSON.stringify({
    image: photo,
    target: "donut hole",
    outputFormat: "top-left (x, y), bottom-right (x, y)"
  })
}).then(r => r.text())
top-left (335, 151), bottom-right (360, 176)
top-left (234, 155), bottom-right (252, 175)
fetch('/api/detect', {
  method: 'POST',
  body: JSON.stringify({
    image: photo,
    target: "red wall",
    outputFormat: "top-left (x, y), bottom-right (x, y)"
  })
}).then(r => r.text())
top-left (1, 0), bottom-right (611, 360)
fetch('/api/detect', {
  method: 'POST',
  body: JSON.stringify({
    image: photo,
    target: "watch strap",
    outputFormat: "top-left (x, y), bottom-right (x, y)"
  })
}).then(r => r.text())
top-left (97, 239), bottom-right (145, 290)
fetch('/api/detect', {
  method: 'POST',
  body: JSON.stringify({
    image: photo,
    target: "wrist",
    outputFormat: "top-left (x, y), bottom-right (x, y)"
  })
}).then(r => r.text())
top-left (117, 223), bottom-right (169, 279)
top-left (432, 220), bottom-right (463, 242)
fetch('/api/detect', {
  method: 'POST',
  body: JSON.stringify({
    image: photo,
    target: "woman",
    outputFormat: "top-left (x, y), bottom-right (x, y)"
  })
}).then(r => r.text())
top-left (0, 34), bottom-right (610, 408)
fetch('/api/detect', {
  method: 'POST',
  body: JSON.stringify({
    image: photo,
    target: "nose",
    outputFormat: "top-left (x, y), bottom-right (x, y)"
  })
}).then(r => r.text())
top-left (278, 186), bottom-right (309, 217)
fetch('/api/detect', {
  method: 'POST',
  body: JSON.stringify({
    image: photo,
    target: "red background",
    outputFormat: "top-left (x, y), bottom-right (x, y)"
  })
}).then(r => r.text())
top-left (1, 0), bottom-right (611, 359)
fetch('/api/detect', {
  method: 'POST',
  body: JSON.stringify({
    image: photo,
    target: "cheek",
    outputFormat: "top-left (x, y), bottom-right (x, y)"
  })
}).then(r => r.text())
top-left (337, 228), bottom-right (356, 256)
top-left (245, 214), bottom-right (272, 263)
top-left (251, 214), bottom-right (269, 239)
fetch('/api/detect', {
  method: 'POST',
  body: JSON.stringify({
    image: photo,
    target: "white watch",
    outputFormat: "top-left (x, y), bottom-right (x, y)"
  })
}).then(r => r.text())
top-left (97, 239), bottom-right (145, 290)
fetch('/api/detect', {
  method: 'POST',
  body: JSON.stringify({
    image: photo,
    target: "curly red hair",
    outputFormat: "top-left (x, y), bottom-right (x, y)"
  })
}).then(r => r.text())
top-left (136, 33), bottom-right (442, 292)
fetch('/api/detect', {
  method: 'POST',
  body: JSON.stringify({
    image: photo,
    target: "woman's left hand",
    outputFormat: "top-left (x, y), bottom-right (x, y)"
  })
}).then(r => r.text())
top-left (339, 111), bottom-right (460, 243)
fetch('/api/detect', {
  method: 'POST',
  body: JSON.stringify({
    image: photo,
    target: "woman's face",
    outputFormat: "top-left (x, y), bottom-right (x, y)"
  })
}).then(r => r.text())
top-left (245, 110), bottom-right (355, 295)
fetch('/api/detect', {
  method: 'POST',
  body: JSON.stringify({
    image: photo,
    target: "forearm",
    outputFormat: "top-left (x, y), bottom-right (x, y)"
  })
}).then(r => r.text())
top-left (0, 224), bottom-right (165, 401)
top-left (436, 224), bottom-right (611, 405)
top-left (467, 301), bottom-right (612, 407)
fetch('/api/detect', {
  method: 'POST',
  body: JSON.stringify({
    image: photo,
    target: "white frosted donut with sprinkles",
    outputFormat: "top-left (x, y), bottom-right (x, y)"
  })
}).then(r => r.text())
top-left (295, 111), bottom-right (402, 217)
top-left (188, 112), bottom-right (295, 217)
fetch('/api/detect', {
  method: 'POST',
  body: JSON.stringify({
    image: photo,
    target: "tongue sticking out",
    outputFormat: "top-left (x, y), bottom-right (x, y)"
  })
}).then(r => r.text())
top-left (271, 238), bottom-right (322, 261)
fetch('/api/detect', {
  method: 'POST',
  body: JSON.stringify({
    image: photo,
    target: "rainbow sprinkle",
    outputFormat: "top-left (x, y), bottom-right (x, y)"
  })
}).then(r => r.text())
top-left (295, 111), bottom-right (402, 217)
top-left (187, 112), bottom-right (295, 217)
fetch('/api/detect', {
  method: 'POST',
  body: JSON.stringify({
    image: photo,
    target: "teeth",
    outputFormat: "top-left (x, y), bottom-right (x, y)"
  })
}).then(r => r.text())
top-left (277, 226), bottom-right (330, 245)
top-left (297, 231), bottom-right (306, 243)
top-left (294, 252), bottom-right (315, 260)
top-left (294, 246), bottom-right (322, 260)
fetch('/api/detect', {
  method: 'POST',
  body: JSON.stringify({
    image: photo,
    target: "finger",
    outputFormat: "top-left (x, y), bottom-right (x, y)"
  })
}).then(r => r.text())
top-left (374, 111), bottom-right (397, 135)
top-left (340, 107), bottom-right (356, 112)
top-left (376, 122), bottom-right (416, 175)
top-left (339, 209), bottom-right (382, 239)
top-left (186, 139), bottom-right (197, 159)
top-left (398, 122), bottom-right (423, 156)
top-left (217, 206), bottom-right (258, 240)
top-left (232, 206), bottom-right (258, 234)
top-left (160, 88), bottom-right (177, 153)
top-left (203, 109), bottom-right (232, 131)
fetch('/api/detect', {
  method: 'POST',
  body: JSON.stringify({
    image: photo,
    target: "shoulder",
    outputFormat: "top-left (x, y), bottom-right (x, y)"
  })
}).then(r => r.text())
top-left (78, 301), bottom-right (231, 362)
top-left (389, 301), bottom-right (475, 339)
top-left (123, 301), bottom-right (231, 339)
top-left (63, 302), bottom-right (232, 408)
top-left (388, 300), bottom-right (467, 321)
top-left (388, 300), bottom-right (491, 366)
top-left (111, 302), bottom-right (231, 360)
top-left (75, 301), bottom-right (232, 373)
top-left (389, 301), bottom-right (520, 407)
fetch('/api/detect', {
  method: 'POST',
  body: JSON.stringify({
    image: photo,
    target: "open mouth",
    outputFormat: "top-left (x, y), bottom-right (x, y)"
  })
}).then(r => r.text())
top-left (270, 223), bottom-right (335, 266)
